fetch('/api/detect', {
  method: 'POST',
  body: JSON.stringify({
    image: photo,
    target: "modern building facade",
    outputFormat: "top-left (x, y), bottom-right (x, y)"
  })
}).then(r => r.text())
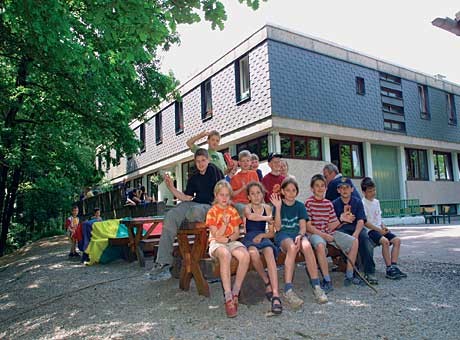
top-left (103, 24), bottom-right (460, 215)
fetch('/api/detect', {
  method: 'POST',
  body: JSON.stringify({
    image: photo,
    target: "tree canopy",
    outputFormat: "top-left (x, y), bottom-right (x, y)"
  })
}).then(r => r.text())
top-left (0, 0), bottom-right (266, 255)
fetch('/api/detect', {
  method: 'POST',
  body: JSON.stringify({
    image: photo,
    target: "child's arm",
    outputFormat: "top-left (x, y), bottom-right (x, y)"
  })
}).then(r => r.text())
top-left (270, 194), bottom-right (282, 232)
top-left (244, 204), bottom-right (272, 222)
top-left (209, 226), bottom-right (229, 243)
top-left (252, 205), bottom-right (275, 243)
top-left (364, 221), bottom-right (385, 234)
top-left (164, 174), bottom-right (193, 202)
top-left (186, 131), bottom-right (208, 150)
top-left (306, 221), bottom-right (334, 242)
top-left (353, 219), bottom-right (365, 239)
top-left (228, 223), bottom-right (241, 242)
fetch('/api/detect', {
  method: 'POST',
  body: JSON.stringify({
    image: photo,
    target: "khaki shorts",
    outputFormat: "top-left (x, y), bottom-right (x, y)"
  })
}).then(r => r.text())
top-left (331, 231), bottom-right (356, 253)
top-left (208, 240), bottom-right (245, 258)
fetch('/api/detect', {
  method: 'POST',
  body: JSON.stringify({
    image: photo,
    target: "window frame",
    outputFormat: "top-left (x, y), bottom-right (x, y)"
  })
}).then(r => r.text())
top-left (330, 140), bottom-right (364, 178)
top-left (384, 119), bottom-right (406, 133)
top-left (433, 151), bottom-right (453, 181)
top-left (236, 135), bottom-right (269, 161)
top-left (355, 77), bottom-right (365, 95)
top-left (405, 148), bottom-right (429, 181)
top-left (280, 134), bottom-right (322, 160)
top-left (201, 79), bottom-right (213, 121)
top-left (417, 84), bottom-right (430, 120)
top-left (139, 123), bottom-right (146, 153)
top-left (235, 54), bottom-right (251, 104)
top-left (155, 112), bottom-right (162, 145)
top-left (175, 101), bottom-right (184, 135)
top-left (446, 93), bottom-right (457, 126)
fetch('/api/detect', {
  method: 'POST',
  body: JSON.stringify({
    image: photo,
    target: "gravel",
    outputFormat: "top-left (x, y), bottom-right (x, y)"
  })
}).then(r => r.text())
top-left (0, 228), bottom-right (459, 340)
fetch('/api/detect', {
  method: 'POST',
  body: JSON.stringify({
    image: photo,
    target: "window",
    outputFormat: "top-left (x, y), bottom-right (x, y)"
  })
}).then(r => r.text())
top-left (182, 159), bottom-right (196, 190)
top-left (106, 151), bottom-right (111, 171)
top-left (97, 155), bottom-right (102, 171)
top-left (155, 113), bottom-right (162, 145)
top-left (280, 134), bottom-right (322, 160)
top-left (133, 177), bottom-right (143, 189)
top-left (356, 77), bottom-right (365, 95)
top-left (175, 101), bottom-right (184, 134)
top-left (433, 151), bottom-right (453, 181)
top-left (139, 123), bottom-right (146, 152)
top-left (201, 79), bottom-right (213, 120)
top-left (330, 140), bottom-right (364, 178)
top-left (379, 73), bottom-right (401, 84)
top-left (418, 85), bottom-right (429, 119)
top-left (382, 103), bottom-right (404, 115)
top-left (236, 135), bottom-right (269, 161)
top-left (446, 93), bottom-right (457, 126)
top-left (406, 148), bottom-right (429, 180)
top-left (380, 87), bottom-right (403, 99)
top-left (235, 55), bottom-right (250, 102)
top-left (115, 150), bottom-right (121, 166)
top-left (384, 119), bottom-right (406, 132)
top-left (380, 72), bottom-right (405, 118)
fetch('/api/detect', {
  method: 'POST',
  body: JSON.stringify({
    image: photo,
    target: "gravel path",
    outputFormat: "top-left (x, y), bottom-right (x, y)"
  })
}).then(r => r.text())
top-left (0, 225), bottom-right (459, 339)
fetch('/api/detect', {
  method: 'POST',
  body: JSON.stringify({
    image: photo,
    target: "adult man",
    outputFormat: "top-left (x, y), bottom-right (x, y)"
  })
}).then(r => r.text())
top-left (148, 148), bottom-right (224, 281)
top-left (323, 163), bottom-right (361, 202)
top-left (332, 177), bottom-right (378, 284)
top-left (261, 153), bottom-right (285, 203)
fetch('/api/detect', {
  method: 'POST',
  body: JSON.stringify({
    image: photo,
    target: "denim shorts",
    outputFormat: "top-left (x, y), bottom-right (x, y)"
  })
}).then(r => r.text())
top-left (275, 231), bottom-right (302, 248)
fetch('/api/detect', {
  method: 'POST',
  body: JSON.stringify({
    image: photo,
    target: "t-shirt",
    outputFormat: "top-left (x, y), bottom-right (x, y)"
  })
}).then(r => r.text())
top-left (273, 200), bottom-right (309, 236)
top-left (256, 169), bottom-right (263, 181)
top-left (362, 197), bottom-right (382, 229)
top-left (326, 175), bottom-right (362, 202)
top-left (261, 173), bottom-right (285, 203)
top-left (206, 204), bottom-right (242, 242)
top-left (191, 145), bottom-right (226, 174)
top-left (230, 170), bottom-right (259, 203)
top-left (332, 196), bottom-right (366, 233)
top-left (305, 196), bottom-right (338, 234)
top-left (184, 163), bottom-right (224, 204)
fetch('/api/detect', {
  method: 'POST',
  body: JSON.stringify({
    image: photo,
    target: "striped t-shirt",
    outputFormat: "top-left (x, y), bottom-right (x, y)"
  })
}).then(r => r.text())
top-left (305, 196), bottom-right (338, 234)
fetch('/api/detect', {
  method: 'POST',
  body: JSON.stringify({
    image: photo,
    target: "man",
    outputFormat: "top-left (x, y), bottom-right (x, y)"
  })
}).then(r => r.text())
top-left (261, 153), bottom-right (285, 203)
top-left (148, 148), bottom-right (224, 281)
top-left (323, 163), bottom-right (361, 202)
top-left (332, 177), bottom-right (378, 284)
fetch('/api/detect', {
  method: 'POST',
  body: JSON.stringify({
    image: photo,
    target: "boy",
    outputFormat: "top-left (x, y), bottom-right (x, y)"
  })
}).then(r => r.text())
top-left (332, 177), bottom-right (378, 284)
top-left (305, 174), bottom-right (361, 291)
top-left (187, 130), bottom-right (227, 174)
top-left (250, 153), bottom-right (263, 181)
top-left (361, 177), bottom-right (407, 279)
top-left (261, 153), bottom-right (285, 203)
top-left (65, 205), bottom-right (81, 258)
top-left (230, 150), bottom-right (259, 216)
top-left (148, 148), bottom-right (224, 281)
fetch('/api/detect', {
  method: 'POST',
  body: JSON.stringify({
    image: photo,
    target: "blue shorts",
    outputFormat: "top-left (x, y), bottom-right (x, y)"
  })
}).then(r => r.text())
top-left (368, 230), bottom-right (397, 245)
top-left (242, 231), bottom-right (279, 258)
top-left (274, 231), bottom-right (304, 248)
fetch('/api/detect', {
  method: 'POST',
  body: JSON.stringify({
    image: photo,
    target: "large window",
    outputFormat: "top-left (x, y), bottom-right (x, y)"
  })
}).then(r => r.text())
top-left (433, 151), bottom-right (453, 181)
top-left (235, 55), bottom-right (250, 102)
top-left (175, 101), bottom-right (184, 135)
top-left (182, 159), bottom-right (196, 190)
top-left (236, 135), bottom-right (269, 161)
top-left (155, 113), bottom-right (162, 145)
top-left (446, 93), bottom-right (457, 126)
top-left (280, 134), bottom-right (321, 160)
top-left (406, 148), bottom-right (428, 180)
top-left (330, 140), bottom-right (364, 178)
top-left (384, 119), bottom-right (406, 132)
top-left (201, 79), bottom-right (213, 120)
top-left (418, 84), bottom-right (429, 120)
top-left (139, 123), bottom-right (146, 152)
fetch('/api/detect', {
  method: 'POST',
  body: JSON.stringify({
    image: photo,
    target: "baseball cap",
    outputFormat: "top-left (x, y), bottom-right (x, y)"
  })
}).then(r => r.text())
top-left (336, 177), bottom-right (353, 188)
top-left (267, 153), bottom-right (282, 162)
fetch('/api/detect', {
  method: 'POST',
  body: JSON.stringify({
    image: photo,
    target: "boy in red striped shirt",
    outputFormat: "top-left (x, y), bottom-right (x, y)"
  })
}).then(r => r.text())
top-left (305, 174), bottom-right (360, 292)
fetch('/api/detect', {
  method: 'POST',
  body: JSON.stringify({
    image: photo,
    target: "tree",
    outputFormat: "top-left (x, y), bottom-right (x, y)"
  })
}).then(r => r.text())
top-left (0, 0), bottom-right (266, 255)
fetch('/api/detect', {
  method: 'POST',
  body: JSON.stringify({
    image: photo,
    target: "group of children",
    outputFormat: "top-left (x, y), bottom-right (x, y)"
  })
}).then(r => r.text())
top-left (191, 130), bottom-right (406, 318)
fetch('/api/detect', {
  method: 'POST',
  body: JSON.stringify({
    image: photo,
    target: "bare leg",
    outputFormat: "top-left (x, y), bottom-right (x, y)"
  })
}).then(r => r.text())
top-left (315, 243), bottom-right (329, 279)
top-left (390, 237), bottom-right (401, 264)
top-left (262, 247), bottom-right (280, 297)
top-left (214, 247), bottom-right (233, 295)
top-left (380, 237), bottom-right (391, 267)
top-left (346, 239), bottom-right (359, 272)
top-left (231, 246), bottom-right (250, 294)
top-left (281, 238), bottom-right (299, 285)
top-left (301, 238), bottom-right (319, 280)
top-left (71, 240), bottom-right (76, 253)
top-left (248, 247), bottom-right (269, 284)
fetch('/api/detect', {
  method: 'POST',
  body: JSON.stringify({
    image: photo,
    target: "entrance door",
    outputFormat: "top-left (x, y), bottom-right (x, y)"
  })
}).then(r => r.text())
top-left (371, 145), bottom-right (400, 200)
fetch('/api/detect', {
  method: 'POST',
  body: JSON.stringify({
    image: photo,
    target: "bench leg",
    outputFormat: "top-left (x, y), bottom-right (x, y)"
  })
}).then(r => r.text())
top-left (177, 231), bottom-right (210, 297)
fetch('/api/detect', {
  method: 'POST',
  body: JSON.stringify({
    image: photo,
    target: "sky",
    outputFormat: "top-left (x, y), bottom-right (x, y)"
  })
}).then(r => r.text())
top-left (160, 0), bottom-right (460, 86)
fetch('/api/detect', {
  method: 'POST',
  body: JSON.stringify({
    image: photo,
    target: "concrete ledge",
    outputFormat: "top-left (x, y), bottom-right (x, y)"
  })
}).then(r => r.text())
top-left (383, 216), bottom-right (426, 226)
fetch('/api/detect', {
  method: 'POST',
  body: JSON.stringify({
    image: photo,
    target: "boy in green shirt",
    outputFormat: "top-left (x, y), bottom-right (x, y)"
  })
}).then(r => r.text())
top-left (187, 130), bottom-right (227, 174)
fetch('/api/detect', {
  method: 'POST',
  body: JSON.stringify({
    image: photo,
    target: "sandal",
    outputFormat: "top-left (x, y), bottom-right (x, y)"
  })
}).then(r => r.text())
top-left (265, 280), bottom-right (273, 302)
top-left (271, 296), bottom-right (282, 315)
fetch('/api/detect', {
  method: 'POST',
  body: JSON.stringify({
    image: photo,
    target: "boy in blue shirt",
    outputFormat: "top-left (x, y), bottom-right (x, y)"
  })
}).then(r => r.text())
top-left (332, 177), bottom-right (378, 284)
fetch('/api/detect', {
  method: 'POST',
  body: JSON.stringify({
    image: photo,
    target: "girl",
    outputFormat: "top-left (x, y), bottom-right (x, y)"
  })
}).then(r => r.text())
top-left (242, 182), bottom-right (282, 315)
top-left (271, 178), bottom-right (328, 308)
top-left (206, 180), bottom-right (250, 318)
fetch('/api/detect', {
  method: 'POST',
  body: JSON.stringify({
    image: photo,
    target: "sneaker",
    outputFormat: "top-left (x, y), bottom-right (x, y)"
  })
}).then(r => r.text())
top-left (224, 299), bottom-right (237, 318)
top-left (344, 275), bottom-right (363, 287)
top-left (68, 252), bottom-right (74, 258)
top-left (313, 286), bottom-right (328, 304)
top-left (364, 273), bottom-right (378, 285)
top-left (385, 266), bottom-right (400, 280)
top-left (73, 252), bottom-right (81, 258)
top-left (147, 263), bottom-right (172, 282)
top-left (321, 280), bottom-right (334, 294)
top-left (393, 266), bottom-right (407, 278)
top-left (284, 289), bottom-right (304, 309)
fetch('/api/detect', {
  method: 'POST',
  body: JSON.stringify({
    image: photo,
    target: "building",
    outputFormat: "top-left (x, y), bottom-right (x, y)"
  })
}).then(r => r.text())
top-left (103, 24), bottom-right (460, 215)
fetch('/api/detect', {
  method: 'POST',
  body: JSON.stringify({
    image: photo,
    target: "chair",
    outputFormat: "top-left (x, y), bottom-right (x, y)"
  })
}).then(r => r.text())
top-left (441, 206), bottom-right (452, 224)
top-left (422, 207), bottom-right (438, 224)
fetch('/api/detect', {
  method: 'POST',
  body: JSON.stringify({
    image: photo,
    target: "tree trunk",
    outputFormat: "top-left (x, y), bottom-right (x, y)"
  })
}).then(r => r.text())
top-left (0, 168), bottom-right (21, 256)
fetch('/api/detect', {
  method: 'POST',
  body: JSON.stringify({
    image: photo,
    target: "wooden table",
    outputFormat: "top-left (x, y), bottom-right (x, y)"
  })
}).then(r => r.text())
top-left (122, 217), bottom-right (164, 267)
top-left (177, 222), bottom-right (210, 297)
